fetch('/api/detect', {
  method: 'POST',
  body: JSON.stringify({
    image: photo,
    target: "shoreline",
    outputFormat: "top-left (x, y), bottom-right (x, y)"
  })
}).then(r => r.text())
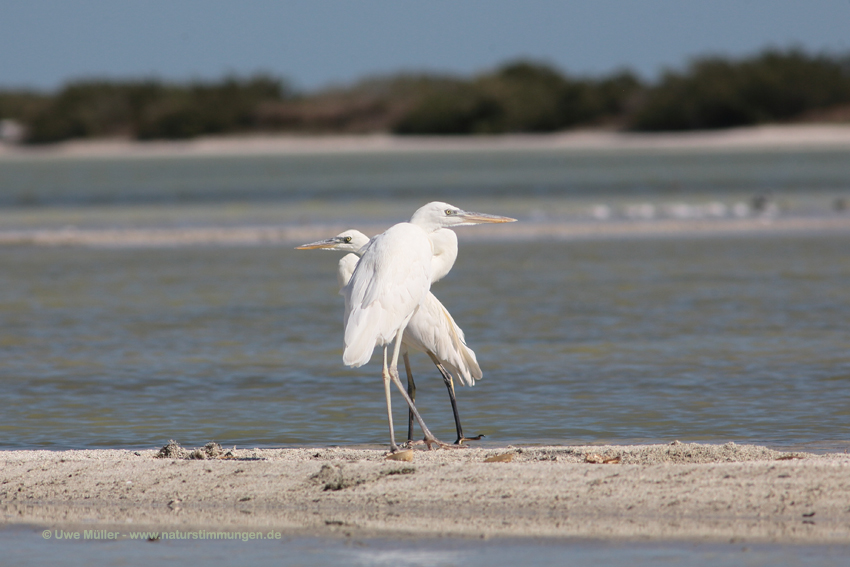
top-left (2, 124), bottom-right (850, 160)
top-left (3, 443), bottom-right (849, 543)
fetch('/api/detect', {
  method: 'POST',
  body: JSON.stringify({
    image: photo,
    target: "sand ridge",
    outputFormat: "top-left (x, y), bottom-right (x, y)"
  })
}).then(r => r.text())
top-left (2, 442), bottom-right (849, 543)
top-left (2, 216), bottom-right (850, 249)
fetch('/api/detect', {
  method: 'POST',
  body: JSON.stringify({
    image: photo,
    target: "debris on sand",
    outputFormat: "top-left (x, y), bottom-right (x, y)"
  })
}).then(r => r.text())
top-left (155, 440), bottom-right (231, 460)
top-left (156, 440), bottom-right (188, 459)
top-left (189, 442), bottom-right (224, 460)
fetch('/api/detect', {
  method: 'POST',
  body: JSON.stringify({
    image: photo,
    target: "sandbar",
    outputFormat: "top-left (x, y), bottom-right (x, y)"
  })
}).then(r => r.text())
top-left (2, 442), bottom-right (849, 543)
top-left (2, 216), bottom-right (850, 248)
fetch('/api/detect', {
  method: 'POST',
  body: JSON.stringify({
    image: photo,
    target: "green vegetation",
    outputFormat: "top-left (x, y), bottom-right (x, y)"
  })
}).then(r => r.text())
top-left (1, 49), bottom-right (849, 143)
top-left (1, 76), bottom-right (290, 143)
top-left (631, 50), bottom-right (850, 131)
top-left (393, 62), bottom-right (641, 134)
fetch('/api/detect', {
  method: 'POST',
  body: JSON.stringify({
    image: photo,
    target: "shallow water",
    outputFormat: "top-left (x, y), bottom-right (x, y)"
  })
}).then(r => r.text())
top-left (0, 236), bottom-right (848, 450)
top-left (4, 527), bottom-right (850, 567)
top-left (0, 148), bottom-right (849, 451)
top-left (2, 149), bottom-right (850, 230)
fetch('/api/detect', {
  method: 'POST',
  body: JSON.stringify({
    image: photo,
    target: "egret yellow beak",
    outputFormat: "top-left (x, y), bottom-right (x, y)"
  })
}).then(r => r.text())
top-left (458, 211), bottom-right (517, 224)
top-left (295, 237), bottom-right (343, 250)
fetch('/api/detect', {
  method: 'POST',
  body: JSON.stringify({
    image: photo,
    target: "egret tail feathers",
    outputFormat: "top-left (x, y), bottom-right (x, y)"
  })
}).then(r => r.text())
top-left (440, 304), bottom-right (482, 386)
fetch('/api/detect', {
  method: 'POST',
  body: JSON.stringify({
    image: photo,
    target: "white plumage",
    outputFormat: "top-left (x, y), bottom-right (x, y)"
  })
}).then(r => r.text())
top-left (297, 202), bottom-right (515, 451)
top-left (326, 229), bottom-right (481, 387)
top-left (302, 228), bottom-right (481, 443)
top-left (343, 223), bottom-right (432, 367)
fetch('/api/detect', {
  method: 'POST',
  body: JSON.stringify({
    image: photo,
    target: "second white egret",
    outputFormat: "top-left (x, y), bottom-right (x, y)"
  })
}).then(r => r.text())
top-left (297, 228), bottom-right (483, 444)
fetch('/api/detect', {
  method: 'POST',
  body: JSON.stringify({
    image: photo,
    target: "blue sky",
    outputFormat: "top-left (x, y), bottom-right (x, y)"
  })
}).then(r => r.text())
top-left (2, 0), bottom-right (849, 91)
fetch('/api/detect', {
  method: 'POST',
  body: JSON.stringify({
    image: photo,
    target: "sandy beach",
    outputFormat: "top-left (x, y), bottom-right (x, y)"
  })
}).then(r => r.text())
top-left (2, 443), bottom-right (849, 543)
top-left (2, 124), bottom-right (850, 161)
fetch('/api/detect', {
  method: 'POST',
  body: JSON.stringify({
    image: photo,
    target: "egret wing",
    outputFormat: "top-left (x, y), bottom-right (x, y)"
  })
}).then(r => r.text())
top-left (342, 224), bottom-right (432, 367)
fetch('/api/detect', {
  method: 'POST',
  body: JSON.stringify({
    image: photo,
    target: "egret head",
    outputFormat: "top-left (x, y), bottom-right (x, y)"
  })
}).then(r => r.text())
top-left (409, 201), bottom-right (516, 232)
top-left (295, 229), bottom-right (370, 253)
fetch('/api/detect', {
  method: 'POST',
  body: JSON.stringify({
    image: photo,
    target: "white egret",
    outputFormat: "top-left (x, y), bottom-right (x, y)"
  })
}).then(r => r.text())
top-left (297, 229), bottom-right (483, 444)
top-left (337, 202), bottom-right (515, 452)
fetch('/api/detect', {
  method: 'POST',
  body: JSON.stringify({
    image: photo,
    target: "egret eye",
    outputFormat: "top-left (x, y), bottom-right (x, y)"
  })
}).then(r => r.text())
top-left (343, 236), bottom-right (352, 243)
top-left (445, 209), bottom-right (455, 216)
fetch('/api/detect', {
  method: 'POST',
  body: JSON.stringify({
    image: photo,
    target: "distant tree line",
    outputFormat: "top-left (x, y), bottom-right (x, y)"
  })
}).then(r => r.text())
top-left (631, 50), bottom-right (850, 130)
top-left (1, 49), bottom-right (849, 143)
top-left (0, 76), bottom-right (291, 143)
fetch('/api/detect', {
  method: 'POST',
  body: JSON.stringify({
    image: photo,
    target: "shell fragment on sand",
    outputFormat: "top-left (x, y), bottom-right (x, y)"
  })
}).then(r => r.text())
top-left (585, 453), bottom-right (621, 464)
top-left (386, 450), bottom-right (414, 462)
top-left (484, 452), bottom-right (515, 463)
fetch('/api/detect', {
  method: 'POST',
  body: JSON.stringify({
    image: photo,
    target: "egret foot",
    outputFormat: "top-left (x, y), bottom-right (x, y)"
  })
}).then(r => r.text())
top-left (455, 434), bottom-right (485, 445)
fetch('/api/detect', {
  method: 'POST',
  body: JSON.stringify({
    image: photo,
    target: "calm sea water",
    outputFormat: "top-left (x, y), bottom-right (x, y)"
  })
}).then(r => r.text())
top-left (0, 148), bottom-right (849, 451)
top-left (4, 527), bottom-right (850, 567)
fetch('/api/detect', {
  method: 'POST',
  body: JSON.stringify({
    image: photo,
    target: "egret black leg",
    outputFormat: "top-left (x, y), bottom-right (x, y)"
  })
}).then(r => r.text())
top-left (403, 352), bottom-right (416, 442)
top-left (427, 352), bottom-right (483, 445)
top-left (430, 358), bottom-right (464, 443)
